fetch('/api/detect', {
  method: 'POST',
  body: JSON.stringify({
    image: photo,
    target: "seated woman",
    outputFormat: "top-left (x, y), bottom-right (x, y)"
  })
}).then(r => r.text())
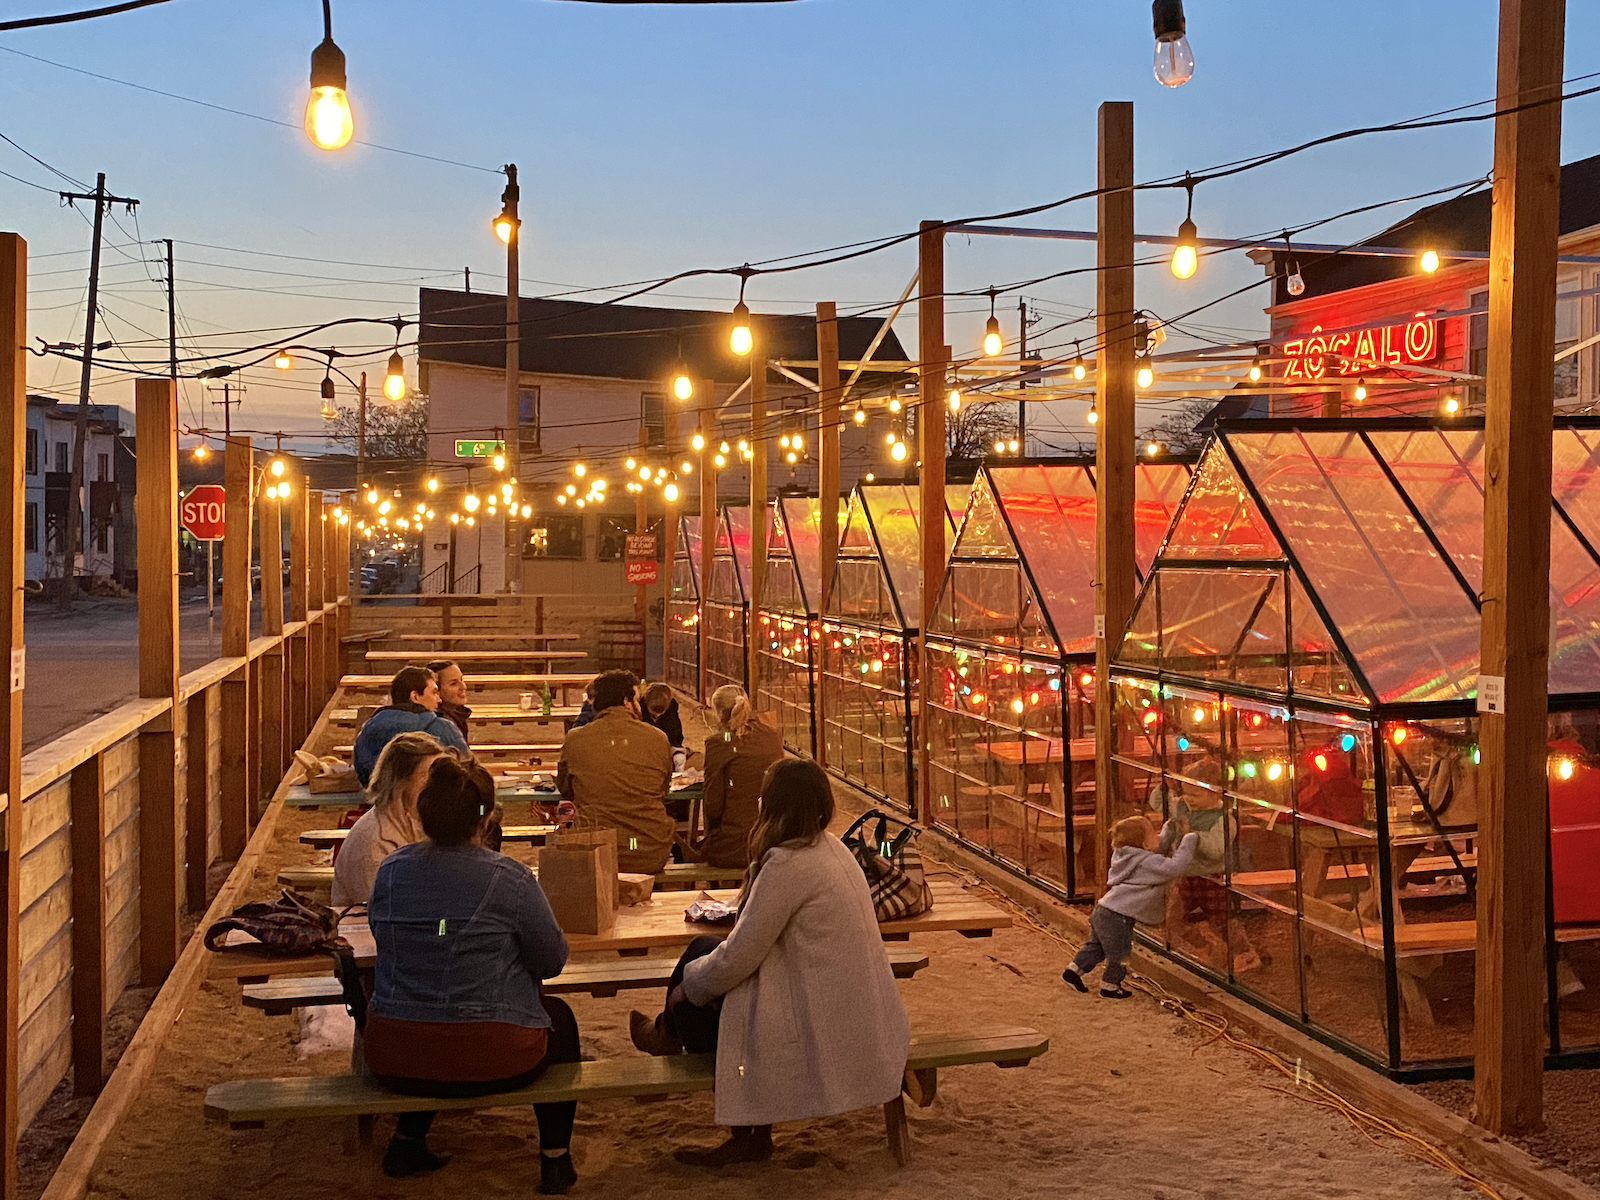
top-left (365, 757), bottom-right (580, 1193)
top-left (641, 681), bottom-right (686, 749)
top-left (629, 759), bottom-right (910, 1167)
top-left (331, 731), bottom-right (444, 906)
top-left (695, 685), bottom-right (783, 868)
top-left (353, 666), bottom-right (469, 785)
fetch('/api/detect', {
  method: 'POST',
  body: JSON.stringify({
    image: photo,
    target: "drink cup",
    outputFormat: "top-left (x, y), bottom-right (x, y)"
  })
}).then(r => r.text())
top-left (519, 692), bottom-right (535, 712)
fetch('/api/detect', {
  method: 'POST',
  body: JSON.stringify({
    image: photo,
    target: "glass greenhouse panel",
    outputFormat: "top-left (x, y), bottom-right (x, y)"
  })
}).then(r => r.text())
top-left (819, 625), bottom-right (912, 810)
top-left (665, 514), bottom-right (701, 697)
top-left (1135, 461), bottom-right (1196, 572)
top-left (995, 465), bottom-right (1097, 652)
top-left (1288, 574), bottom-right (1366, 704)
top-left (951, 473), bottom-right (1012, 559)
top-left (1149, 567), bottom-right (1285, 690)
top-left (755, 611), bottom-right (814, 756)
top-left (1232, 430), bottom-right (1480, 705)
top-left (1164, 442), bottom-right (1280, 560)
top-left (1553, 428), bottom-right (1600, 550)
top-left (865, 485), bottom-right (925, 625)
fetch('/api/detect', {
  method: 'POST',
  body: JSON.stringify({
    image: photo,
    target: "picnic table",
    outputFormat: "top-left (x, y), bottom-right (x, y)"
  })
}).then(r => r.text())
top-left (300, 824), bottom-right (556, 850)
top-left (365, 649), bottom-right (587, 667)
top-left (382, 632), bottom-right (582, 644)
top-left (209, 879), bottom-right (1007, 979)
top-left (285, 775), bottom-right (558, 808)
top-left (329, 704), bottom-right (581, 726)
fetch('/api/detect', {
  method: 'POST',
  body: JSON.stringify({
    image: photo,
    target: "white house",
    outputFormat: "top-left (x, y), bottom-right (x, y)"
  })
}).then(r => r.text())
top-left (24, 395), bottom-right (127, 587)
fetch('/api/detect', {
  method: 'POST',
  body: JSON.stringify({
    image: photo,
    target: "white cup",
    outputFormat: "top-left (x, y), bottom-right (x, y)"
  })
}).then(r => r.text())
top-left (519, 692), bottom-right (535, 712)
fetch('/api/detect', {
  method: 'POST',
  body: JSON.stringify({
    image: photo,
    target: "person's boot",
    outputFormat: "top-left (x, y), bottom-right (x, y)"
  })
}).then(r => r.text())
top-left (629, 1010), bottom-right (683, 1056)
top-left (382, 1134), bottom-right (451, 1178)
top-left (673, 1125), bottom-right (774, 1167)
top-left (538, 1151), bottom-right (578, 1195)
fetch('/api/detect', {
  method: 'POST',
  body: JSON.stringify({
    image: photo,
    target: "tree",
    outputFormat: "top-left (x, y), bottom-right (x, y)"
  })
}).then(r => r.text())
top-left (907, 399), bottom-right (1022, 460)
top-left (324, 393), bottom-right (429, 459)
top-left (1139, 399), bottom-right (1213, 453)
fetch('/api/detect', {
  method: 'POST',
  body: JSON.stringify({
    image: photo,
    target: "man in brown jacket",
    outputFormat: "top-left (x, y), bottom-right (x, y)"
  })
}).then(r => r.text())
top-left (557, 669), bottom-right (676, 873)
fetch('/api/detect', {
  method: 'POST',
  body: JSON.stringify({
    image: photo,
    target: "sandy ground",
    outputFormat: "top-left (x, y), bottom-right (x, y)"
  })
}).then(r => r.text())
top-left (1415, 1075), bottom-right (1600, 1191)
top-left (72, 696), bottom-right (1486, 1200)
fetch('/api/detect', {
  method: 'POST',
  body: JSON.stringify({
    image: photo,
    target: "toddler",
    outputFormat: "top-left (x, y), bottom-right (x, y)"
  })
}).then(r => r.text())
top-left (1063, 815), bottom-right (1198, 998)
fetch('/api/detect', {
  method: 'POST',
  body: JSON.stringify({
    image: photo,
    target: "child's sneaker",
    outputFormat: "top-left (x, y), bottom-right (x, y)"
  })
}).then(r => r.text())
top-left (1061, 967), bottom-right (1088, 993)
top-left (1100, 985), bottom-right (1133, 999)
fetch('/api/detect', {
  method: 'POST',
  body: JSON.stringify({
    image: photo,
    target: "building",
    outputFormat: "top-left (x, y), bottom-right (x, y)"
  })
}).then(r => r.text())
top-left (1254, 152), bottom-right (1600, 417)
top-left (24, 395), bottom-right (127, 588)
top-left (415, 287), bottom-right (909, 597)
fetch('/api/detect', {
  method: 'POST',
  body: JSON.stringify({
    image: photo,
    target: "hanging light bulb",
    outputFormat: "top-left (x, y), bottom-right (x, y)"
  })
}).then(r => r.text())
top-left (270, 458), bottom-right (286, 479)
top-left (779, 433), bottom-right (791, 449)
top-left (664, 481), bottom-right (680, 503)
top-left (273, 349), bottom-right (294, 371)
top-left (948, 389), bottom-right (962, 414)
top-left (1419, 249), bottom-right (1441, 274)
top-left (730, 301), bottom-right (753, 357)
top-left (853, 402), bottom-right (866, 425)
top-left (1353, 377), bottom-right (1368, 402)
top-left (321, 373), bottom-right (335, 401)
top-left (885, 430), bottom-right (898, 445)
top-left (691, 430), bottom-right (706, 452)
top-left (1170, 176), bottom-right (1199, 279)
top-left (888, 396), bottom-right (902, 414)
top-left (492, 451), bottom-right (506, 472)
top-left (520, 504), bottom-right (532, 518)
top-left (593, 478), bottom-right (606, 491)
top-left (320, 396), bottom-right (337, 420)
top-left (1136, 358), bottom-right (1154, 389)
top-left (501, 483), bottom-right (514, 500)
top-left (672, 364), bottom-right (693, 401)
top-left (1152, 0), bottom-right (1195, 88)
top-left (573, 462), bottom-right (586, 478)
top-left (639, 465), bottom-right (651, 481)
top-left (1071, 343), bottom-right (1087, 381)
top-left (450, 512), bottom-right (460, 525)
top-left (377, 499), bottom-right (391, 515)
top-left (426, 477), bottom-right (439, 493)
top-left (1248, 345), bottom-right (1267, 383)
top-left (890, 440), bottom-right (909, 463)
top-left (1008, 439), bottom-right (1019, 453)
top-left (465, 515), bottom-right (476, 526)
top-left (556, 494), bottom-right (568, 505)
top-left (193, 442), bottom-right (209, 461)
top-left (785, 450), bottom-right (798, 465)
top-left (365, 487), bottom-right (379, 504)
top-left (463, 493), bottom-right (480, 513)
top-left (737, 439), bottom-right (749, 453)
top-left (625, 457), bottom-right (637, 470)
top-left (383, 350), bottom-right (406, 401)
top-left (1146, 441), bottom-right (1164, 457)
top-left (1441, 395), bottom-right (1461, 416)
top-left (713, 452), bottom-right (727, 468)
top-left (982, 289), bottom-right (1003, 357)
top-left (1087, 408), bottom-right (1099, 425)
top-left (681, 460), bottom-right (694, 474)
top-left (304, 1), bottom-right (354, 150)
top-left (993, 439), bottom-right (1006, 454)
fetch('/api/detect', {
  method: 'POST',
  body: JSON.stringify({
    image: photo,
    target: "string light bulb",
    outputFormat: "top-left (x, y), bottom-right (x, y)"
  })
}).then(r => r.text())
top-left (426, 477), bottom-right (439, 493)
top-left (730, 300), bottom-right (753, 357)
top-left (888, 396), bottom-right (902, 414)
top-left (1152, 0), bottom-right (1195, 88)
top-left (982, 289), bottom-right (1003, 357)
top-left (1442, 395), bottom-right (1461, 416)
top-left (463, 494), bottom-right (480, 513)
top-left (1087, 408), bottom-right (1099, 426)
top-left (948, 389), bottom-right (962, 414)
top-left (853, 402), bottom-right (866, 425)
top-left (365, 487), bottom-right (379, 504)
top-left (1353, 377), bottom-right (1368, 402)
top-left (1071, 343), bottom-right (1087, 381)
top-left (492, 451), bottom-right (506, 472)
top-left (672, 365), bottom-right (693, 401)
top-left (1248, 345), bottom-right (1267, 382)
top-left (1170, 175), bottom-right (1200, 279)
top-left (691, 430), bottom-right (706, 452)
top-left (193, 442), bottom-right (209, 461)
top-left (1419, 249), bottom-right (1441, 274)
top-left (713, 452), bottom-right (727, 468)
top-left (273, 349), bottom-right (293, 371)
top-left (573, 462), bottom-right (586, 478)
top-left (890, 440), bottom-right (909, 463)
top-left (319, 396), bottom-right (337, 420)
top-left (383, 351), bottom-right (406, 401)
top-left (1136, 358), bottom-right (1154, 389)
top-left (664, 482), bottom-right (680, 503)
top-left (304, 1), bottom-right (354, 151)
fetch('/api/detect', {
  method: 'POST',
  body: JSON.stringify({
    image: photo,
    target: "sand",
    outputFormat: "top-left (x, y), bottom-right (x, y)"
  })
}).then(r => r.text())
top-left (72, 700), bottom-right (1485, 1200)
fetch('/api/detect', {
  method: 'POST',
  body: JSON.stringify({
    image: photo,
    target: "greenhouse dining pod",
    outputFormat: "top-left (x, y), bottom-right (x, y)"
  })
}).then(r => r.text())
top-left (703, 502), bottom-right (758, 696)
top-left (924, 458), bottom-right (1192, 900)
top-left (1109, 418), bottom-right (1600, 1076)
top-left (820, 481), bottom-right (967, 813)
top-left (754, 493), bottom-right (843, 758)
top-left (665, 513), bottom-right (701, 699)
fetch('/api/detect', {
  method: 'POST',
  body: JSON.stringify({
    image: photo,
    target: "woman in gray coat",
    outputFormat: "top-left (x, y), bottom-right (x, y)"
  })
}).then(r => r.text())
top-left (630, 759), bottom-right (911, 1167)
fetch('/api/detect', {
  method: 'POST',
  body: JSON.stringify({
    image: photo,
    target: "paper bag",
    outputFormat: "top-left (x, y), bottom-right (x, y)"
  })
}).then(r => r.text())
top-left (548, 827), bottom-right (620, 906)
top-left (538, 841), bottom-right (617, 935)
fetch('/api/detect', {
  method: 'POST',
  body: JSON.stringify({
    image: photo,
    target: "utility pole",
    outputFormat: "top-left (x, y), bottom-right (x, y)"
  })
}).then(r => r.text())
top-left (59, 172), bottom-right (138, 609)
top-left (357, 371), bottom-right (368, 488)
top-left (206, 380), bottom-right (244, 438)
top-left (1018, 298), bottom-right (1029, 448)
top-left (501, 163), bottom-right (522, 593)
top-left (164, 238), bottom-right (177, 383)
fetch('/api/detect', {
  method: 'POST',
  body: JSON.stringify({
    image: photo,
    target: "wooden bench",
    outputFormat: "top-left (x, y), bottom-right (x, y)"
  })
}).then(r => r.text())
top-left (204, 1027), bottom-right (1049, 1165)
top-left (276, 859), bottom-right (744, 895)
top-left (240, 946), bottom-right (932, 1015)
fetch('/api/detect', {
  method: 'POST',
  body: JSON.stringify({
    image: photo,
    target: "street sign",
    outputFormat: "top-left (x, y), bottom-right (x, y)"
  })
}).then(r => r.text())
top-left (455, 439), bottom-right (506, 458)
top-left (625, 533), bottom-right (658, 585)
top-left (180, 484), bottom-right (227, 541)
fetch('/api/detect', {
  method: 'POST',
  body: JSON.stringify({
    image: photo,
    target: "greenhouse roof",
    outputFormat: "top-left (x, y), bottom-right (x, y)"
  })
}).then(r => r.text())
top-left (1119, 419), bottom-right (1600, 708)
top-left (707, 503), bottom-right (757, 604)
top-left (826, 482), bottom-right (968, 631)
top-left (762, 494), bottom-right (847, 616)
top-left (670, 514), bottom-right (701, 602)
top-left (932, 459), bottom-right (1191, 657)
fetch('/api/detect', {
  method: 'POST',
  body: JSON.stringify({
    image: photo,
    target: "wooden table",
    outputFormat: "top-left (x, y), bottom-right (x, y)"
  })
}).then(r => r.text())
top-left (383, 632), bottom-right (582, 644)
top-left (331, 742), bottom-right (565, 760)
top-left (300, 824), bottom-right (556, 850)
top-left (365, 650), bottom-right (588, 666)
top-left (285, 776), bottom-right (558, 808)
top-left (209, 879), bottom-right (1007, 979)
top-left (329, 705), bottom-right (581, 727)
top-left (973, 737), bottom-right (1093, 765)
top-left (339, 673), bottom-right (593, 692)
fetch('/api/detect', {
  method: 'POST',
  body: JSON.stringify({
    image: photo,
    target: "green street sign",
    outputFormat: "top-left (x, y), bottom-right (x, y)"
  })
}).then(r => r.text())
top-left (455, 439), bottom-right (506, 458)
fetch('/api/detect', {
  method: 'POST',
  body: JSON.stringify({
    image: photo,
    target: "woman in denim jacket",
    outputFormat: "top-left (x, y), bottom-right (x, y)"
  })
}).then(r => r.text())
top-left (365, 756), bottom-right (579, 1194)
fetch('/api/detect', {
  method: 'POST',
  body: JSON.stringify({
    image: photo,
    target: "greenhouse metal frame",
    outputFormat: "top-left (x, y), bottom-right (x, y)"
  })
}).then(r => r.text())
top-left (1109, 417), bottom-right (1600, 1077)
top-left (925, 458), bottom-right (1192, 900)
top-left (703, 503), bottom-right (757, 698)
top-left (665, 513), bottom-right (701, 699)
top-left (754, 493), bottom-right (841, 758)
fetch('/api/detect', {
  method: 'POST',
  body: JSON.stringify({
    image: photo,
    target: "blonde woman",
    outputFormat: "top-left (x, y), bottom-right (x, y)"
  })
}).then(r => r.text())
top-left (697, 685), bottom-right (784, 868)
top-left (332, 732), bottom-right (446, 906)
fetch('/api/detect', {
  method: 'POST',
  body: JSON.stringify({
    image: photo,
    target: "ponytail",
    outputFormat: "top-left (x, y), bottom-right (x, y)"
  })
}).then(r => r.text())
top-left (710, 684), bottom-right (753, 737)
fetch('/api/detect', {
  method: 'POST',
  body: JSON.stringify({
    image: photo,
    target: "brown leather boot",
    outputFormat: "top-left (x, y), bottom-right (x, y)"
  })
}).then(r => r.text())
top-left (629, 1010), bottom-right (684, 1056)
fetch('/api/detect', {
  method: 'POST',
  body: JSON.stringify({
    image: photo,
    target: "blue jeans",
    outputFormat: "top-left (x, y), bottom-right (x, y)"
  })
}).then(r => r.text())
top-left (1072, 905), bottom-right (1137, 986)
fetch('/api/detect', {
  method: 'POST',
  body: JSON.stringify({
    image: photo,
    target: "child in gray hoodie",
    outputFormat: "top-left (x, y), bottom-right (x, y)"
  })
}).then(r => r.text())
top-left (1063, 815), bottom-right (1199, 998)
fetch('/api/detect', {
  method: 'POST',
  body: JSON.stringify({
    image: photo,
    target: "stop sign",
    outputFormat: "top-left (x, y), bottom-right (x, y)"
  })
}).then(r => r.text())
top-left (180, 485), bottom-right (227, 541)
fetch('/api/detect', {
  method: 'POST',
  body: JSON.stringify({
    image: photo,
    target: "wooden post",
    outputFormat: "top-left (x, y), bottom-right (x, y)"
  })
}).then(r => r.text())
top-left (698, 381), bottom-right (717, 704)
top-left (816, 304), bottom-right (842, 767)
top-left (220, 435), bottom-right (253, 858)
top-left (288, 476), bottom-right (309, 751)
top-left (1475, 0), bottom-right (1565, 1136)
top-left (747, 343), bottom-right (768, 694)
top-left (663, 392), bottom-right (679, 659)
top-left (322, 502), bottom-right (339, 700)
top-left (0, 234), bottom-right (21, 1197)
top-left (258, 487), bottom-right (284, 795)
top-left (916, 222), bottom-right (947, 822)
top-left (183, 692), bottom-right (208, 910)
top-left (636, 418), bottom-right (649, 625)
top-left (68, 755), bottom-right (106, 1095)
top-left (135, 378), bottom-right (181, 982)
top-left (307, 489), bottom-right (325, 714)
top-left (1094, 101), bottom-right (1137, 895)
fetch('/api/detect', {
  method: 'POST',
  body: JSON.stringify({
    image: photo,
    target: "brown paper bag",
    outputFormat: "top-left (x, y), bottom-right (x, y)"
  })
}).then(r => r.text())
top-left (537, 841), bottom-right (617, 935)
top-left (548, 827), bottom-right (620, 906)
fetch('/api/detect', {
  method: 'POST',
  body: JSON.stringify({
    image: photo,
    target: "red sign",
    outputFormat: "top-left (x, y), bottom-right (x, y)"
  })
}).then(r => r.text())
top-left (180, 485), bottom-right (227, 541)
top-left (625, 558), bottom-right (658, 585)
top-left (1282, 316), bottom-right (1439, 381)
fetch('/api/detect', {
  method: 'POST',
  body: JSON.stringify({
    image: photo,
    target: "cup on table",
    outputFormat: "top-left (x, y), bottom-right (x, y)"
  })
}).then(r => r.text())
top-left (673, 749), bottom-right (687, 773)
top-left (519, 691), bottom-right (536, 712)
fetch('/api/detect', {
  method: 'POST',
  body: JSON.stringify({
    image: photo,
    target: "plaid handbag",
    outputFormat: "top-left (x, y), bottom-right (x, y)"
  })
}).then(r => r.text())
top-left (842, 809), bottom-right (934, 921)
top-left (203, 889), bottom-right (342, 955)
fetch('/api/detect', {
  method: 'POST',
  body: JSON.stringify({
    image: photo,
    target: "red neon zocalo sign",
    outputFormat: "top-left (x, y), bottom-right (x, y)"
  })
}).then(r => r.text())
top-left (1281, 316), bottom-right (1439, 381)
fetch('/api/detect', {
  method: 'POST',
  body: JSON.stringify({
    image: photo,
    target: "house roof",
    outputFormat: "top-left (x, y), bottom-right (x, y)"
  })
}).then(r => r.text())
top-left (418, 287), bottom-right (909, 386)
top-left (1269, 152), bottom-right (1600, 304)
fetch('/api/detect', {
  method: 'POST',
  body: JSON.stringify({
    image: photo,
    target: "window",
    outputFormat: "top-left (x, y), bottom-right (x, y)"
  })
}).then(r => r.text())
top-left (95, 519), bottom-right (108, 553)
top-left (517, 387), bottom-right (540, 453)
top-left (525, 513), bottom-right (584, 559)
top-left (641, 393), bottom-right (666, 449)
top-left (24, 430), bottom-right (35, 476)
top-left (53, 442), bottom-right (67, 475)
top-left (96, 452), bottom-right (109, 482)
top-left (1555, 278), bottom-right (1581, 403)
top-left (23, 503), bottom-right (36, 552)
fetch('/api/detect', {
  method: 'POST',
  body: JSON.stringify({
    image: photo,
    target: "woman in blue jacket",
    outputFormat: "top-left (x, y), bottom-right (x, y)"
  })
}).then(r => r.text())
top-left (353, 666), bottom-right (468, 785)
top-left (365, 756), bottom-right (579, 1192)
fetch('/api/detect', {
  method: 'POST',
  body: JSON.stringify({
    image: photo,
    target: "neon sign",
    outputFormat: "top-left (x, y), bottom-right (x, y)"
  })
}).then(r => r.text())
top-left (1281, 316), bottom-right (1439, 381)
